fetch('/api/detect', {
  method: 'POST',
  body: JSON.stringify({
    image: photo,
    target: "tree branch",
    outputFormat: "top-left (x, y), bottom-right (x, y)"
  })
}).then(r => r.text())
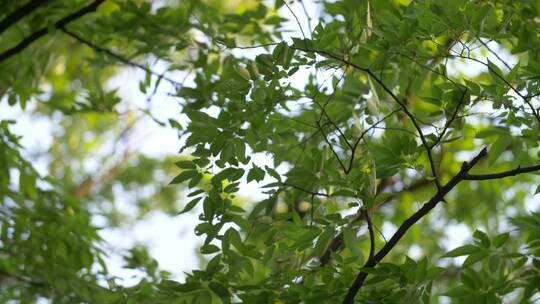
top-left (61, 28), bottom-right (184, 88)
top-left (218, 40), bottom-right (448, 184)
top-left (319, 178), bottom-right (431, 266)
top-left (0, 0), bottom-right (105, 64)
top-left (346, 109), bottom-right (400, 174)
top-left (430, 88), bottom-right (468, 149)
top-left (280, 181), bottom-right (329, 197)
top-left (316, 119), bottom-right (349, 173)
top-left (464, 164), bottom-right (540, 181)
top-left (451, 52), bottom-right (540, 126)
top-left (362, 209), bottom-right (375, 262)
top-left (342, 147), bottom-right (488, 304)
top-left (0, 268), bottom-right (45, 288)
top-left (291, 46), bottom-right (442, 189)
top-left (0, 0), bottom-right (52, 35)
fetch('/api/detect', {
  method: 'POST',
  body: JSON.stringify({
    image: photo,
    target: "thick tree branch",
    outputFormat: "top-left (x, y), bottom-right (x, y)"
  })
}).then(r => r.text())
top-left (342, 148), bottom-right (488, 304)
top-left (0, 0), bottom-right (52, 35)
top-left (0, 0), bottom-right (105, 63)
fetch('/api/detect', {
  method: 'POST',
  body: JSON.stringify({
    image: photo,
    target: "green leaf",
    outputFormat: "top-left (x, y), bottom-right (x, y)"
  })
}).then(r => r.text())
top-left (463, 250), bottom-right (489, 266)
top-left (488, 254), bottom-right (500, 272)
top-left (205, 254), bottom-right (222, 275)
top-left (280, 45), bottom-right (294, 69)
top-left (212, 168), bottom-right (245, 184)
top-left (195, 290), bottom-right (213, 304)
top-left (252, 86), bottom-right (267, 102)
top-left (492, 232), bottom-right (509, 248)
top-left (201, 244), bottom-right (220, 254)
top-left (247, 166), bottom-right (265, 183)
top-left (174, 282), bottom-right (203, 292)
top-left (473, 229), bottom-right (491, 248)
top-left (507, 62), bottom-right (520, 83)
top-left (444, 286), bottom-right (472, 298)
top-left (331, 189), bottom-right (356, 197)
top-left (487, 59), bottom-right (505, 83)
top-left (264, 166), bottom-right (281, 181)
top-left (343, 228), bottom-right (363, 258)
top-left (219, 143), bottom-right (235, 164)
top-left (138, 81), bottom-right (147, 93)
top-left (313, 227), bottom-right (335, 257)
top-left (175, 160), bottom-right (196, 169)
top-left (370, 192), bottom-right (394, 208)
top-left (234, 65), bottom-right (251, 81)
top-left (488, 135), bottom-right (511, 165)
top-left (170, 170), bottom-right (198, 184)
top-left (188, 172), bottom-right (203, 188)
top-left (414, 257), bottom-right (428, 282)
top-left (19, 170), bottom-right (36, 200)
top-left (178, 197), bottom-right (202, 214)
top-left (366, 75), bottom-right (380, 115)
top-left (442, 245), bottom-right (482, 258)
top-left (186, 110), bottom-right (218, 127)
top-left (272, 42), bottom-right (286, 61)
top-left (209, 281), bottom-right (230, 298)
top-left (261, 245), bottom-right (275, 263)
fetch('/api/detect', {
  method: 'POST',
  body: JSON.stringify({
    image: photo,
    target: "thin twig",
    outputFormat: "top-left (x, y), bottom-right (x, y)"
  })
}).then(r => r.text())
top-left (298, 0), bottom-right (313, 36)
top-left (317, 119), bottom-right (349, 172)
top-left (289, 45), bottom-right (442, 189)
top-left (464, 164), bottom-right (540, 180)
top-left (284, 1), bottom-right (307, 41)
top-left (475, 36), bottom-right (512, 70)
top-left (346, 109), bottom-right (400, 173)
top-left (61, 29), bottom-right (183, 89)
top-left (281, 181), bottom-right (329, 197)
top-left (450, 52), bottom-right (540, 125)
top-left (430, 88), bottom-right (468, 149)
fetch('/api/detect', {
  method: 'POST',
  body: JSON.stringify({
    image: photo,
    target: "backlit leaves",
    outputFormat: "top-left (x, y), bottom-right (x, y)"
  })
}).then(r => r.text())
top-left (2, 0), bottom-right (540, 303)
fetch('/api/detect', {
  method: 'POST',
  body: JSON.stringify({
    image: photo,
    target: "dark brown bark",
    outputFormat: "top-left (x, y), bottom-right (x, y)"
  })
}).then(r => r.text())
top-left (0, 0), bottom-right (105, 63)
top-left (0, 0), bottom-right (52, 35)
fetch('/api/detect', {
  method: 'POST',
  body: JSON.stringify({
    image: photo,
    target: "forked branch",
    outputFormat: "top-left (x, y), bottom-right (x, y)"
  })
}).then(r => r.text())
top-left (343, 148), bottom-right (488, 303)
top-left (342, 148), bottom-right (540, 303)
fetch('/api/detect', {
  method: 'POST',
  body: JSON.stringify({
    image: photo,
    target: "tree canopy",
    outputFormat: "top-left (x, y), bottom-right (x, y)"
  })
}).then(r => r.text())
top-left (1, 0), bottom-right (540, 303)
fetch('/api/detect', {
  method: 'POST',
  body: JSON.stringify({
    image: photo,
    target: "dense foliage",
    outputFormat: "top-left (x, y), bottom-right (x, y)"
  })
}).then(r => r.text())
top-left (1, 0), bottom-right (540, 303)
